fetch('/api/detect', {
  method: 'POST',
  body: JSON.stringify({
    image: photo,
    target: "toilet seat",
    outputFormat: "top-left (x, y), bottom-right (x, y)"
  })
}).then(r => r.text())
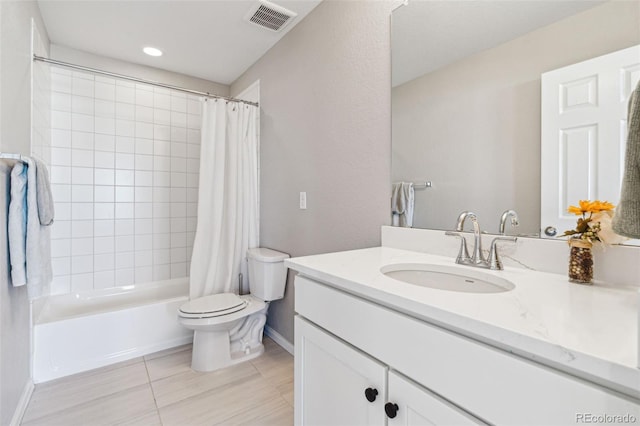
top-left (179, 293), bottom-right (248, 319)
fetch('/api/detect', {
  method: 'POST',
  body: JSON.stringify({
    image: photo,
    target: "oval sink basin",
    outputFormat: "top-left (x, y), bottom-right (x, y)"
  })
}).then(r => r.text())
top-left (380, 263), bottom-right (515, 294)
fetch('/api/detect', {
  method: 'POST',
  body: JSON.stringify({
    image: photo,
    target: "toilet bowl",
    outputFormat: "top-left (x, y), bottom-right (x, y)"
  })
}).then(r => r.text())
top-left (178, 248), bottom-right (289, 372)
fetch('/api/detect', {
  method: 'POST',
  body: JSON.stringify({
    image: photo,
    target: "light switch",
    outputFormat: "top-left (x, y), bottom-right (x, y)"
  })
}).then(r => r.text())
top-left (299, 192), bottom-right (307, 209)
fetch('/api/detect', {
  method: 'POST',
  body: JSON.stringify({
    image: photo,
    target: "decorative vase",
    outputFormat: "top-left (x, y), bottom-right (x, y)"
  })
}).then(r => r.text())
top-left (568, 239), bottom-right (593, 284)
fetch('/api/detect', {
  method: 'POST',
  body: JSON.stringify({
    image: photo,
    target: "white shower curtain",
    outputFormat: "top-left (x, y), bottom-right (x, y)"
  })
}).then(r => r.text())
top-left (189, 99), bottom-right (259, 299)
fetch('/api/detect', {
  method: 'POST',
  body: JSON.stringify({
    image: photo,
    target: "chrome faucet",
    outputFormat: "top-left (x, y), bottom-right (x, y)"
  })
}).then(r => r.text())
top-left (499, 210), bottom-right (519, 235)
top-left (456, 211), bottom-right (484, 265)
top-left (446, 211), bottom-right (517, 270)
top-left (487, 236), bottom-right (517, 270)
top-left (445, 211), bottom-right (483, 265)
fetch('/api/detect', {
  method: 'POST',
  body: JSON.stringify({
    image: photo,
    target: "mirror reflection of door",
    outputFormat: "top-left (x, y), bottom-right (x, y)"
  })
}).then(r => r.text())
top-left (540, 44), bottom-right (640, 238)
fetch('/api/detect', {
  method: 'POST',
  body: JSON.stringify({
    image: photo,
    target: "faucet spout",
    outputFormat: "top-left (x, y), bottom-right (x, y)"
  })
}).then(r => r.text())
top-left (455, 211), bottom-right (484, 265)
top-left (499, 210), bottom-right (520, 235)
top-left (455, 211), bottom-right (476, 232)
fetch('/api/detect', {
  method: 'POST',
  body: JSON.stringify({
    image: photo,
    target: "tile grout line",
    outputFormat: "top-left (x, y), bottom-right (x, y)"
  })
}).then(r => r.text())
top-left (142, 357), bottom-right (164, 426)
top-left (22, 360), bottom-right (150, 425)
top-left (250, 354), bottom-right (295, 410)
top-left (25, 341), bottom-right (292, 425)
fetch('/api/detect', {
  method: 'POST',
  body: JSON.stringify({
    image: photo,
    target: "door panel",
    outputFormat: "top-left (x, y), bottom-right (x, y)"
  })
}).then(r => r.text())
top-left (541, 44), bottom-right (640, 236)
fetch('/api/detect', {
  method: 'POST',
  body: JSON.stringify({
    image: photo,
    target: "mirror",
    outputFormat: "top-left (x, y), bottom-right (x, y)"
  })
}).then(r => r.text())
top-left (391, 0), bottom-right (640, 236)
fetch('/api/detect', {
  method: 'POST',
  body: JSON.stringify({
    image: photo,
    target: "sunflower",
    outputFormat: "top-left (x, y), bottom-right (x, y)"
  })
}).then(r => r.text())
top-left (567, 200), bottom-right (614, 215)
top-left (564, 200), bottom-right (617, 242)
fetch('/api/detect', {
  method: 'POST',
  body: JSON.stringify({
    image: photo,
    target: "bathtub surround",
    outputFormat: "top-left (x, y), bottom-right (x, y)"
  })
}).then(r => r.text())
top-left (31, 28), bottom-right (52, 168)
top-left (47, 65), bottom-right (203, 295)
top-left (190, 100), bottom-right (259, 299)
top-left (39, 45), bottom-right (231, 297)
top-left (231, 0), bottom-right (396, 344)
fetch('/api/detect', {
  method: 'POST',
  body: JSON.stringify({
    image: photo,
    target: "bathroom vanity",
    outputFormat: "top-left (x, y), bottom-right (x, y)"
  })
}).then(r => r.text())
top-left (286, 229), bottom-right (640, 425)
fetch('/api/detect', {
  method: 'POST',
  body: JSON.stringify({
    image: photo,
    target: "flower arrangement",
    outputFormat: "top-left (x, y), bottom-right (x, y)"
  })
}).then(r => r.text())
top-left (563, 200), bottom-right (624, 244)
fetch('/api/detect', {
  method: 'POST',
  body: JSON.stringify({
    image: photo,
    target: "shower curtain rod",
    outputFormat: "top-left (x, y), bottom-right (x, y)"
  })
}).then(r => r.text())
top-left (33, 55), bottom-right (259, 107)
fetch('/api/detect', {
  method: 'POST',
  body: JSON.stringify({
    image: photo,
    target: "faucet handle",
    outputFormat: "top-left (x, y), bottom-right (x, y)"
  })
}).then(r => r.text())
top-left (445, 231), bottom-right (471, 264)
top-left (487, 236), bottom-right (518, 270)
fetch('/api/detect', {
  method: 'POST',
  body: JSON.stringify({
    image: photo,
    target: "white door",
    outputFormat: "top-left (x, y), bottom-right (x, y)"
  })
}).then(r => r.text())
top-left (385, 371), bottom-right (484, 425)
top-left (294, 316), bottom-right (387, 426)
top-left (541, 44), bottom-right (640, 237)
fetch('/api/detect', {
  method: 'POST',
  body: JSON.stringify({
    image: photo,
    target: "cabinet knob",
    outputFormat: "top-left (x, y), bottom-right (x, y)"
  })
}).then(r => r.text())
top-left (384, 402), bottom-right (399, 419)
top-left (364, 387), bottom-right (378, 402)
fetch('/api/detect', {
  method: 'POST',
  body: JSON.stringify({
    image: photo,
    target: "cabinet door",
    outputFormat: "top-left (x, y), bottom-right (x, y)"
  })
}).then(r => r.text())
top-left (386, 371), bottom-right (484, 426)
top-left (295, 316), bottom-right (387, 426)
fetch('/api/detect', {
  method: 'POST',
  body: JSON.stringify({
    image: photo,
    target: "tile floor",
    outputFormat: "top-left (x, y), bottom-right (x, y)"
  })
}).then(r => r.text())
top-left (21, 338), bottom-right (294, 426)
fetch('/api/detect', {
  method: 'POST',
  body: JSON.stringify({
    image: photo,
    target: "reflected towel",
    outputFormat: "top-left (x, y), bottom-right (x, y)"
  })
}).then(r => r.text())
top-left (613, 80), bottom-right (640, 238)
top-left (8, 160), bottom-right (52, 298)
top-left (391, 182), bottom-right (414, 227)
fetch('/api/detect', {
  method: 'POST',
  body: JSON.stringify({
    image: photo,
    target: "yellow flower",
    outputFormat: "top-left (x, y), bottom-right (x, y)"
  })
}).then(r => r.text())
top-left (564, 200), bottom-right (621, 244)
top-left (588, 200), bottom-right (614, 212)
top-left (567, 200), bottom-right (614, 215)
top-left (568, 204), bottom-right (584, 215)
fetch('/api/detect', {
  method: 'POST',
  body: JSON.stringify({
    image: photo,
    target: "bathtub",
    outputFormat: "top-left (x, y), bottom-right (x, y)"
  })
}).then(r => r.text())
top-left (32, 278), bottom-right (193, 383)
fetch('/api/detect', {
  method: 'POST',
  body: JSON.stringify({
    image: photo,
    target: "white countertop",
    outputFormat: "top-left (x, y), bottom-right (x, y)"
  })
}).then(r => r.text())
top-left (286, 246), bottom-right (640, 399)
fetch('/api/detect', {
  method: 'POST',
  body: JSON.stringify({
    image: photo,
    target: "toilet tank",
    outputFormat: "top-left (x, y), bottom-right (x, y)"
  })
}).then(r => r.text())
top-left (247, 248), bottom-right (290, 301)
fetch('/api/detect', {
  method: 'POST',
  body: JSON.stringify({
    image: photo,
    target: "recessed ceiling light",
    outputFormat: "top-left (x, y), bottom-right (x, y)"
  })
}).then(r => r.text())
top-left (143, 47), bottom-right (163, 57)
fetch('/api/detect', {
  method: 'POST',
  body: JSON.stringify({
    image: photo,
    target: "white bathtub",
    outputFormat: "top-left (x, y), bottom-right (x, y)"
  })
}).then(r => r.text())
top-left (32, 278), bottom-right (193, 383)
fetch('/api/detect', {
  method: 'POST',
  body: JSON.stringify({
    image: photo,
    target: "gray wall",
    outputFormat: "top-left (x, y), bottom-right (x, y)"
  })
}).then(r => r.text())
top-left (392, 0), bottom-right (640, 234)
top-left (51, 45), bottom-right (230, 97)
top-left (231, 0), bottom-right (397, 343)
top-left (0, 2), bottom-right (50, 424)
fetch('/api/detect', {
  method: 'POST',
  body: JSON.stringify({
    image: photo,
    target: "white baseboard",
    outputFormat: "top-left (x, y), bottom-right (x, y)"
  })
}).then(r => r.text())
top-left (10, 379), bottom-right (34, 426)
top-left (264, 325), bottom-right (294, 355)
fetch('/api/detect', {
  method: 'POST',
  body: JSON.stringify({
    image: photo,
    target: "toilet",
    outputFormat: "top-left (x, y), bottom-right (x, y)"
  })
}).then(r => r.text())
top-left (178, 247), bottom-right (289, 372)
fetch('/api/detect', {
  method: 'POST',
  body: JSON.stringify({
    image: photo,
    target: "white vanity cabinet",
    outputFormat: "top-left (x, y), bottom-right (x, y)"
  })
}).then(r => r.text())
top-left (295, 316), bottom-right (481, 426)
top-left (293, 275), bottom-right (640, 425)
top-left (294, 316), bottom-right (387, 426)
top-left (386, 371), bottom-right (482, 425)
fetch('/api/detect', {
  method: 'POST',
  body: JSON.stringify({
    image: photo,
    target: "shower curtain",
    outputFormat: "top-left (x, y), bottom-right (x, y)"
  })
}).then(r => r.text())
top-left (189, 99), bottom-right (259, 299)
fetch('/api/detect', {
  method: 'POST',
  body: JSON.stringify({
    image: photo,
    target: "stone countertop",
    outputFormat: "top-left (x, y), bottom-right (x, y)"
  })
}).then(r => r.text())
top-left (286, 246), bottom-right (639, 399)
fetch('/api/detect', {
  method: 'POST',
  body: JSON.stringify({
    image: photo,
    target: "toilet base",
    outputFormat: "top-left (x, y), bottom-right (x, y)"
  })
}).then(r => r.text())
top-left (189, 307), bottom-right (268, 372)
top-left (180, 295), bottom-right (269, 372)
top-left (191, 328), bottom-right (265, 372)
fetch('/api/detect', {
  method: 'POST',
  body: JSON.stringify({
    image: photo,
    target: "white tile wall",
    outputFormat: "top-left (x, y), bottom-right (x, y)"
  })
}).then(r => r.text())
top-left (32, 33), bottom-right (51, 166)
top-left (49, 66), bottom-right (201, 295)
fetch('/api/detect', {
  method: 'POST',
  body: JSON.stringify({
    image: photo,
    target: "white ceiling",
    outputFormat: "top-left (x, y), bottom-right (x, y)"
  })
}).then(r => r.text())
top-left (38, 0), bottom-right (322, 85)
top-left (392, 0), bottom-right (605, 87)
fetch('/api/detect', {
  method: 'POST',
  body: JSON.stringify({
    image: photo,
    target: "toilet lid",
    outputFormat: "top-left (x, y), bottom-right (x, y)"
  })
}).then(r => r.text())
top-left (179, 293), bottom-right (248, 318)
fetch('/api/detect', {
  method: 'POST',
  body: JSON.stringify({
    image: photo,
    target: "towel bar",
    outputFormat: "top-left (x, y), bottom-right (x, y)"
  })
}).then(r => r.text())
top-left (0, 153), bottom-right (24, 160)
top-left (413, 181), bottom-right (432, 189)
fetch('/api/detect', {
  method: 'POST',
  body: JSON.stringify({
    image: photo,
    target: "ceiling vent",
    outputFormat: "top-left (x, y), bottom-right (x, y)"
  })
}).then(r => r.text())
top-left (244, 0), bottom-right (298, 32)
